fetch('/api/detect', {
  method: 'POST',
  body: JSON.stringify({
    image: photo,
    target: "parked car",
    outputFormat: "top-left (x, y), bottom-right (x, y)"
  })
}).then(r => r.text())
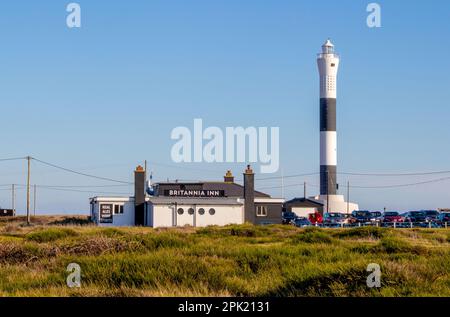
top-left (369, 211), bottom-right (383, 223)
top-left (308, 211), bottom-right (323, 224)
top-left (292, 217), bottom-right (312, 228)
top-left (282, 211), bottom-right (297, 225)
top-left (350, 210), bottom-right (372, 223)
top-left (437, 212), bottom-right (450, 224)
top-left (403, 211), bottom-right (427, 223)
top-left (382, 211), bottom-right (404, 223)
top-left (422, 210), bottom-right (440, 222)
top-left (323, 212), bottom-right (346, 226)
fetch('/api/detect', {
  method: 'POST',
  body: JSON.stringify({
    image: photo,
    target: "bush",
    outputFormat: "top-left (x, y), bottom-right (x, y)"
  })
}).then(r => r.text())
top-left (293, 229), bottom-right (333, 244)
top-left (334, 226), bottom-right (386, 239)
top-left (25, 228), bottom-right (78, 243)
top-left (196, 224), bottom-right (271, 238)
top-left (378, 237), bottom-right (427, 255)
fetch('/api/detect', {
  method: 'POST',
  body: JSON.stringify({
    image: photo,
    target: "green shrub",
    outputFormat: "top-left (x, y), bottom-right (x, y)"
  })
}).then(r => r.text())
top-left (137, 233), bottom-right (188, 250)
top-left (25, 228), bottom-right (78, 243)
top-left (379, 237), bottom-right (427, 255)
top-left (293, 229), bottom-right (333, 244)
top-left (335, 226), bottom-right (386, 239)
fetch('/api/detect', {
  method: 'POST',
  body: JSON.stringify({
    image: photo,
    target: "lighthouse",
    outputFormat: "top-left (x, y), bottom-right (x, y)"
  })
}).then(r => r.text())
top-left (317, 39), bottom-right (339, 196)
top-left (315, 39), bottom-right (359, 213)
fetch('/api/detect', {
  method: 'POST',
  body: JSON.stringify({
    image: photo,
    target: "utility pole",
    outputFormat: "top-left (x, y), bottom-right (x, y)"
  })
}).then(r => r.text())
top-left (347, 181), bottom-right (350, 215)
top-left (33, 184), bottom-right (36, 216)
top-left (303, 182), bottom-right (306, 199)
top-left (26, 156), bottom-right (31, 224)
top-left (281, 169), bottom-right (284, 199)
top-left (12, 184), bottom-right (15, 215)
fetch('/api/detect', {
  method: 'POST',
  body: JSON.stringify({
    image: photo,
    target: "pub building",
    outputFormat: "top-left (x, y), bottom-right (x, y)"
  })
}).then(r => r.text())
top-left (90, 165), bottom-right (284, 227)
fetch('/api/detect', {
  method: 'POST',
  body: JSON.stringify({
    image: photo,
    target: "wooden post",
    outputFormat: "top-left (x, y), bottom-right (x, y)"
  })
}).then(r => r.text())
top-left (33, 184), bottom-right (37, 216)
top-left (11, 184), bottom-right (15, 214)
top-left (26, 156), bottom-right (31, 224)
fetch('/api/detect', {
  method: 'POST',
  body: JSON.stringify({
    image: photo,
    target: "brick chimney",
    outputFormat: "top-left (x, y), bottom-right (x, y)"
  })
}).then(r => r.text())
top-left (134, 165), bottom-right (146, 226)
top-left (243, 165), bottom-right (255, 224)
top-left (224, 170), bottom-right (234, 183)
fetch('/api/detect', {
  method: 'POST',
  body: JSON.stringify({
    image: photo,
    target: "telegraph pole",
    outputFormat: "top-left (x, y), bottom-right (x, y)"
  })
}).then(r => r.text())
top-left (26, 156), bottom-right (31, 224)
top-left (33, 184), bottom-right (36, 216)
top-left (303, 182), bottom-right (306, 199)
top-left (347, 181), bottom-right (350, 215)
top-left (12, 184), bottom-right (15, 215)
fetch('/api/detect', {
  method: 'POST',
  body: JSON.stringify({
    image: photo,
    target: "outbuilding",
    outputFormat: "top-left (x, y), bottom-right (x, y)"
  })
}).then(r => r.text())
top-left (283, 197), bottom-right (324, 218)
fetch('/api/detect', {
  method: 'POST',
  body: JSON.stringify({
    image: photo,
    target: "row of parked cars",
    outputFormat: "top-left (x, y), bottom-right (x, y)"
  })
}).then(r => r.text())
top-left (282, 210), bottom-right (450, 228)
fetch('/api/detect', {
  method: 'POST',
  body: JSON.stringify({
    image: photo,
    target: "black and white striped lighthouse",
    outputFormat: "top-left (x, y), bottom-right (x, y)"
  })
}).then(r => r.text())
top-left (317, 39), bottom-right (339, 196)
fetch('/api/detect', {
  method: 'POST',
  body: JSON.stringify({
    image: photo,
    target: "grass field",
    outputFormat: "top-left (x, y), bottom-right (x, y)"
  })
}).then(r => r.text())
top-left (0, 216), bottom-right (449, 297)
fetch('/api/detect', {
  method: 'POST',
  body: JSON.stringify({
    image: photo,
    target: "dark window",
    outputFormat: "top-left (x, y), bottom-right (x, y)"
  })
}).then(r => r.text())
top-left (256, 206), bottom-right (268, 217)
top-left (331, 63), bottom-right (335, 67)
top-left (209, 208), bottom-right (216, 215)
top-left (198, 208), bottom-right (205, 215)
top-left (188, 208), bottom-right (195, 215)
top-left (177, 208), bottom-right (184, 215)
top-left (114, 204), bottom-right (124, 215)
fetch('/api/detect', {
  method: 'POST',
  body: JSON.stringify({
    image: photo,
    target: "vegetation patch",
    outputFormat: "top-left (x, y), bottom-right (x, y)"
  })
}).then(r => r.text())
top-left (334, 226), bottom-right (386, 240)
top-left (0, 217), bottom-right (448, 297)
top-left (25, 228), bottom-right (79, 243)
top-left (293, 228), bottom-right (333, 244)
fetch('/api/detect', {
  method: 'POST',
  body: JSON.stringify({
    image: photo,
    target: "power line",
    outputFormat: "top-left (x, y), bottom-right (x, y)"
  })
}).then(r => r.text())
top-left (346, 176), bottom-right (450, 189)
top-left (38, 186), bottom-right (132, 195)
top-left (31, 157), bottom-right (133, 184)
top-left (258, 175), bottom-right (450, 190)
top-left (0, 157), bottom-right (26, 162)
top-left (258, 182), bottom-right (319, 190)
top-left (339, 170), bottom-right (450, 177)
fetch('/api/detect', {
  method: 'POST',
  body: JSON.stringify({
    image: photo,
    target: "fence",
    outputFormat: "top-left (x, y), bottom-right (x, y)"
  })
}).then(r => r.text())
top-left (313, 221), bottom-right (449, 229)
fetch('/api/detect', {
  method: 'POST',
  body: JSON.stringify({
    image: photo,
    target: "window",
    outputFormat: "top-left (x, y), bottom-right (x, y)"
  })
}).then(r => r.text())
top-left (177, 208), bottom-right (184, 215)
top-left (331, 63), bottom-right (335, 67)
top-left (256, 206), bottom-right (268, 217)
top-left (188, 208), bottom-right (195, 215)
top-left (114, 204), bottom-right (124, 215)
top-left (198, 208), bottom-right (205, 215)
top-left (208, 208), bottom-right (216, 215)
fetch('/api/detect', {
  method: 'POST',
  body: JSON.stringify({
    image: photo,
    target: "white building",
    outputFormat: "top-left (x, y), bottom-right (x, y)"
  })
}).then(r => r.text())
top-left (90, 165), bottom-right (284, 228)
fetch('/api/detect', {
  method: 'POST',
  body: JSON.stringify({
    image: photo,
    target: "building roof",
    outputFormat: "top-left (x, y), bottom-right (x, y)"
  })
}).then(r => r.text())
top-left (284, 197), bottom-right (324, 207)
top-left (154, 181), bottom-right (270, 198)
top-left (147, 197), bottom-right (243, 206)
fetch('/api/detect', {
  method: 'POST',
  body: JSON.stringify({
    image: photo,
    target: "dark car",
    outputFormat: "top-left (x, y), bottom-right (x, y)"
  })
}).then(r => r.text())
top-left (382, 211), bottom-right (403, 223)
top-left (422, 210), bottom-right (440, 222)
top-left (323, 212), bottom-right (346, 226)
top-left (437, 212), bottom-right (450, 224)
top-left (369, 211), bottom-right (383, 222)
top-left (350, 210), bottom-right (372, 223)
top-left (403, 211), bottom-right (426, 223)
top-left (293, 217), bottom-right (312, 228)
top-left (282, 211), bottom-right (297, 225)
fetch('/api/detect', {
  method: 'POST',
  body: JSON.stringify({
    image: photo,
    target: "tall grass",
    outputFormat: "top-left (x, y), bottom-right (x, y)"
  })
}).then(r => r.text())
top-left (0, 220), bottom-right (449, 297)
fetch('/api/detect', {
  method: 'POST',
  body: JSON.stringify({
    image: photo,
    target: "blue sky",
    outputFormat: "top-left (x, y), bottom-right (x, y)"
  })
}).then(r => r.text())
top-left (0, 0), bottom-right (449, 213)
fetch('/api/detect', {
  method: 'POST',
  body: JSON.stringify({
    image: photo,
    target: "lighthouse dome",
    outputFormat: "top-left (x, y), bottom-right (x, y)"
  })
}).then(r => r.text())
top-left (322, 39), bottom-right (335, 54)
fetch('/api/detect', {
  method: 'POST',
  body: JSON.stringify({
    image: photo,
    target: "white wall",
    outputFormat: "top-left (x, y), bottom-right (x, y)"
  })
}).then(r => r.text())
top-left (93, 201), bottom-right (135, 227)
top-left (151, 204), bottom-right (244, 228)
top-left (292, 207), bottom-right (318, 218)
